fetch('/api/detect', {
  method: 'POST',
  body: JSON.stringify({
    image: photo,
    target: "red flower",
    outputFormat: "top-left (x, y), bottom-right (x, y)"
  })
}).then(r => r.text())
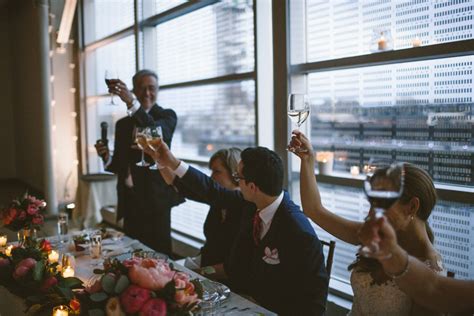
top-left (120, 285), bottom-right (151, 314)
top-left (40, 239), bottom-right (52, 252)
top-left (40, 276), bottom-right (58, 292)
top-left (140, 298), bottom-right (167, 316)
top-left (69, 298), bottom-right (80, 312)
top-left (0, 258), bottom-right (10, 268)
top-left (3, 208), bottom-right (17, 225)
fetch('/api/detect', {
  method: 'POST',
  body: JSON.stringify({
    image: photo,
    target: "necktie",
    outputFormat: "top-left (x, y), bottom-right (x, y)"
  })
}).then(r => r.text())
top-left (253, 212), bottom-right (262, 246)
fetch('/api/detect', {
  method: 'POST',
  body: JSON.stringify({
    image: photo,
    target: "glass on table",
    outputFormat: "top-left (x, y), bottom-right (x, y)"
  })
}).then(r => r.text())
top-left (89, 232), bottom-right (102, 259)
top-left (57, 212), bottom-right (69, 244)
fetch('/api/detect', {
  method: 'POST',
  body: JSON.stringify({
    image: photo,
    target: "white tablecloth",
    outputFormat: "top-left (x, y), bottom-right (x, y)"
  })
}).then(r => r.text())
top-left (0, 235), bottom-right (276, 316)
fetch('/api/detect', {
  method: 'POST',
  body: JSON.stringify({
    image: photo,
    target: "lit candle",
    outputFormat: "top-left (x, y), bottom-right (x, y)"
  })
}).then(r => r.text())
top-left (378, 35), bottom-right (387, 50)
top-left (350, 166), bottom-right (360, 176)
top-left (0, 235), bottom-right (7, 247)
top-left (412, 37), bottom-right (422, 47)
top-left (316, 152), bottom-right (334, 175)
top-left (48, 250), bottom-right (59, 264)
top-left (52, 305), bottom-right (69, 316)
top-left (62, 266), bottom-right (75, 278)
top-left (5, 245), bottom-right (13, 257)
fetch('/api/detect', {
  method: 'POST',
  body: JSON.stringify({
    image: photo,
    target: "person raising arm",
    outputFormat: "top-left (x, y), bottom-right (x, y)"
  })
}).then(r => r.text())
top-left (358, 216), bottom-right (474, 314)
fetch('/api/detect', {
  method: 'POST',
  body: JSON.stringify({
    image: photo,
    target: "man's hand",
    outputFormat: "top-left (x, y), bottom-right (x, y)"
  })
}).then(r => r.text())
top-left (142, 138), bottom-right (181, 170)
top-left (106, 79), bottom-right (135, 106)
top-left (94, 140), bottom-right (110, 163)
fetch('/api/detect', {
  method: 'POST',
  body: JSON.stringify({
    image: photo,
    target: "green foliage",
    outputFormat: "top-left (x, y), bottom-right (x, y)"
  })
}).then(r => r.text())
top-left (114, 274), bottom-right (129, 294)
top-left (32, 261), bottom-right (44, 281)
top-left (101, 274), bottom-right (116, 294)
top-left (90, 291), bottom-right (108, 303)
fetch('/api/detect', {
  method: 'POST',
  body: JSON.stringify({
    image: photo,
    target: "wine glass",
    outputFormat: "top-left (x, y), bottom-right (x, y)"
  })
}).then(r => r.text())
top-left (104, 70), bottom-right (118, 105)
top-left (359, 161), bottom-right (405, 257)
top-left (135, 127), bottom-right (150, 167)
top-left (288, 93), bottom-right (310, 128)
top-left (147, 126), bottom-right (163, 170)
top-left (288, 93), bottom-right (310, 152)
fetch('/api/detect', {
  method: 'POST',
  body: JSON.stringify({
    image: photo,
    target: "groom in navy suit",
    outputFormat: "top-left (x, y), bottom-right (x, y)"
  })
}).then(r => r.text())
top-left (146, 144), bottom-right (328, 315)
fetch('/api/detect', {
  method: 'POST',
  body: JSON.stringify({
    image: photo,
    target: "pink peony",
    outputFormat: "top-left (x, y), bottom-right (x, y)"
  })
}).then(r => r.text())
top-left (40, 276), bottom-right (58, 292)
top-left (105, 297), bottom-right (124, 316)
top-left (128, 259), bottom-right (175, 291)
top-left (120, 285), bottom-right (151, 314)
top-left (13, 258), bottom-right (37, 279)
top-left (139, 298), bottom-right (167, 316)
top-left (18, 211), bottom-right (27, 220)
top-left (123, 257), bottom-right (143, 268)
top-left (26, 204), bottom-right (38, 215)
top-left (174, 274), bottom-right (199, 307)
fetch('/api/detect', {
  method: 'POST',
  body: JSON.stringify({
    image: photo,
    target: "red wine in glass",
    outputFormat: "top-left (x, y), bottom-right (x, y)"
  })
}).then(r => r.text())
top-left (104, 70), bottom-right (118, 105)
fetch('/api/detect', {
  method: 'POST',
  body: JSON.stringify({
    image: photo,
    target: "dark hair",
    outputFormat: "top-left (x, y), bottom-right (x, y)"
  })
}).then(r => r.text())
top-left (132, 69), bottom-right (159, 89)
top-left (349, 163), bottom-right (438, 282)
top-left (240, 147), bottom-right (283, 196)
top-left (209, 147), bottom-right (242, 185)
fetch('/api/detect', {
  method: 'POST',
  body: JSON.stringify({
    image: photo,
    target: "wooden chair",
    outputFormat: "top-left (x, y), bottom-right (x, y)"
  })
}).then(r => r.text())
top-left (320, 239), bottom-right (336, 277)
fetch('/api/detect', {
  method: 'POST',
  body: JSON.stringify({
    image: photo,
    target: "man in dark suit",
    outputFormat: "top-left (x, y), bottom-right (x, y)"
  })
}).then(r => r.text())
top-left (95, 69), bottom-right (182, 254)
top-left (145, 143), bottom-right (328, 315)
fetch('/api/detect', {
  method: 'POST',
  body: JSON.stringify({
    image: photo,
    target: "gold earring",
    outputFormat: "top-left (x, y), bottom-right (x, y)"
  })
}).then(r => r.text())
top-left (410, 215), bottom-right (414, 221)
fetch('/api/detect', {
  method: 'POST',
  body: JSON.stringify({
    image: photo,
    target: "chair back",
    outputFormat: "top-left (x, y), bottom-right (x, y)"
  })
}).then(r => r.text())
top-left (320, 239), bottom-right (336, 277)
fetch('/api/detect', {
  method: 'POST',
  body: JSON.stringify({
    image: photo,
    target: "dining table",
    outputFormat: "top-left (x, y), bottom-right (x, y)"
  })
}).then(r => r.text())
top-left (0, 230), bottom-right (276, 316)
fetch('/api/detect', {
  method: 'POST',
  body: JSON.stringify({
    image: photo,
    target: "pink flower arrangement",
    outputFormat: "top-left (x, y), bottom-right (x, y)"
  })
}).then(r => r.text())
top-left (1, 193), bottom-right (46, 231)
top-left (82, 256), bottom-right (202, 315)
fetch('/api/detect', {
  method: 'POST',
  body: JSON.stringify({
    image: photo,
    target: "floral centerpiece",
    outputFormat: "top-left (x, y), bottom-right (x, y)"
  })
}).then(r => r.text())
top-left (0, 238), bottom-right (83, 314)
top-left (79, 256), bottom-right (202, 316)
top-left (1, 193), bottom-right (46, 234)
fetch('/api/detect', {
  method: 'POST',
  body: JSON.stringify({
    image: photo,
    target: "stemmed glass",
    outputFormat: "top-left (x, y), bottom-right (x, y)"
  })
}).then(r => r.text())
top-left (135, 127), bottom-right (150, 167)
top-left (147, 126), bottom-right (163, 170)
top-left (104, 70), bottom-right (118, 105)
top-left (288, 93), bottom-right (310, 153)
top-left (359, 161), bottom-right (405, 257)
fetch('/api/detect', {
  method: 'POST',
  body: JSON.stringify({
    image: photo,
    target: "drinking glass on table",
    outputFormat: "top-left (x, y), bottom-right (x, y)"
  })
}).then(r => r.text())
top-left (359, 161), bottom-right (405, 258)
top-left (287, 93), bottom-right (310, 153)
top-left (147, 126), bottom-right (163, 170)
top-left (135, 127), bottom-right (150, 167)
top-left (104, 70), bottom-right (118, 105)
top-left (57, 212), bottom-right (69, 244)
top-left (90, 232), bottom-right (102, 259)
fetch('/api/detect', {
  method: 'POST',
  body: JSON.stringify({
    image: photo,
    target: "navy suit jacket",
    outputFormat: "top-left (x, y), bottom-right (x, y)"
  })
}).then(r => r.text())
top-left (179, 166), bottom-right (328, 315)
top-left (106, 104), bottom-right (183, 253)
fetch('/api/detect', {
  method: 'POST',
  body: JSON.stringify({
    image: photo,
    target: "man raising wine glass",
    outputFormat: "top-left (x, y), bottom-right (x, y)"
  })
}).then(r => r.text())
top-left (94, 69), bottom-right (183, 255)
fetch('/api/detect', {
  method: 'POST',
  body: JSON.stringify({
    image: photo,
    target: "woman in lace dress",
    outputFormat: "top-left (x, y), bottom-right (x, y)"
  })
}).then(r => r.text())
top-left (289, 130), bottom-right (443, 316)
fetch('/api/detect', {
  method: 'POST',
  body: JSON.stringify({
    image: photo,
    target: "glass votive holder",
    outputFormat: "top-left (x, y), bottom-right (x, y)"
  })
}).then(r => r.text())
top-left (90, 233), bottom-right (102, 259)
top-left (197, 291), bottom-right (220, 316)
top-left (48, 250), bottom-right (60, 264)
top-left (0, 234), bottom-right (7, 247)
top-left (52, 304), bottom-right (69, 316)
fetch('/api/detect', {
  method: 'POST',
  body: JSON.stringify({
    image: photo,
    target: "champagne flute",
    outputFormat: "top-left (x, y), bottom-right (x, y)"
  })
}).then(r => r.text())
top-left (288, 93), bottom-right (310, 153)
top-left (359, 161), bottom-right (405, 258)
top-left (104, 70), bottom-right (118, 105)
top-left (147, 126), bottom-right (163, 170)
top-left (135, 127), bottom-right (150, 167)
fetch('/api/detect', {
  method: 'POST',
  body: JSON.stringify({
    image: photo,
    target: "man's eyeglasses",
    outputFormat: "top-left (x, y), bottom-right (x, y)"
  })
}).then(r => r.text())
top-left (232, 172), bottom-right (246, 183)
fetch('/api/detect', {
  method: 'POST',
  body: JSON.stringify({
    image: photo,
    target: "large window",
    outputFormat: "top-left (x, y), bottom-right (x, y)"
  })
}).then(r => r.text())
top-left (289, 0), bottom-right (474, 291)
top-left (81, 0), bottom-right (255, 241)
